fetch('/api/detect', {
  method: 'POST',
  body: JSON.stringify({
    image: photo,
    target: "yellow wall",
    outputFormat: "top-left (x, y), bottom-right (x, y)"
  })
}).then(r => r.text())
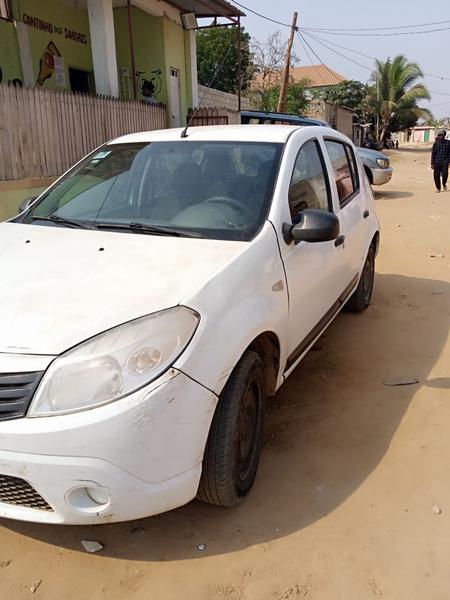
top-left (11, 0), bottom-right (93, 90)
top-left (114, 7), bottom-right (167, 104)
top-left (0, 20), bottom-right (23, 85)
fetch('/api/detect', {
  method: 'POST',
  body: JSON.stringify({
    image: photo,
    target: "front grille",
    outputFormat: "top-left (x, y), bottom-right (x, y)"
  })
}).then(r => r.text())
top-left (0, 474), bottom-right (53, 511)
top-left (0, 371), bottom-right (43, 421)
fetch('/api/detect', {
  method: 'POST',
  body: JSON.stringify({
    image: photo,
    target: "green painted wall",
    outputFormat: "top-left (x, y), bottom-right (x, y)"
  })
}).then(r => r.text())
top-left (11, 0), bottom-right (93, 90)
top-left (113, 8), bottom-right (193, 125)
top-left (0, 20), bottom-right (23, 85)
top-left (3, 1), bottom-right (194, 126)
top-left (113, 7), bottom-right (167, 105)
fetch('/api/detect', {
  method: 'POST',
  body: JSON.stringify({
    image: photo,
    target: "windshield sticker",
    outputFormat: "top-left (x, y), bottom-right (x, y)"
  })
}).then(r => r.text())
top-left (92, 150), bottom-right (112, 161)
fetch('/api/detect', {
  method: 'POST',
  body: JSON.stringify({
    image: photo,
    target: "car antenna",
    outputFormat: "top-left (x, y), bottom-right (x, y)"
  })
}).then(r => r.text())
top-left (181, 44), bottom-right (234, 139)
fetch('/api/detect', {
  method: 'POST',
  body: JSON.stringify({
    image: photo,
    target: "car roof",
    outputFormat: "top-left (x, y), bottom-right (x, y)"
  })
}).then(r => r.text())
top-left (109, 125), bottom-right (306, 145)
top-left (240, 110), bottom-right (328, 127)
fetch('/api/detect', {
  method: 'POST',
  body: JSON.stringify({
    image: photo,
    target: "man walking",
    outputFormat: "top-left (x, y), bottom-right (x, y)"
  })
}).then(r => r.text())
top-left (431, 130), bottom-right (450, 192)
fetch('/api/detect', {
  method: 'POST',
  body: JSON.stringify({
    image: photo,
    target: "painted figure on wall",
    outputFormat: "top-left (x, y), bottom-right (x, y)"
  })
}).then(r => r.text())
top-left (36, 41), bottom-right (61, 86)
top-left (137, 69), bottom-right (162, 103)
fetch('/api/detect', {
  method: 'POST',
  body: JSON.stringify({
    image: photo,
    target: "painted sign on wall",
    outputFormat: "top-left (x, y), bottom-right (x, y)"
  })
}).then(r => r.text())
top-left (23, 13), bottom-right (88, 44)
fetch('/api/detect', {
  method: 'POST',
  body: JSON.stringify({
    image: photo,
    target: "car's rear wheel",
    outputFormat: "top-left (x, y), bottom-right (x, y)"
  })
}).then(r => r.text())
top-left (346, 245), bottom-right (375, 313)
top-left (197, 351), bottom-right (266, 507)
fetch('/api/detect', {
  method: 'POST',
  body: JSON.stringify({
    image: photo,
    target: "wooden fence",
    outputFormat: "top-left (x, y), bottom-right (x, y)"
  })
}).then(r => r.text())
top-left (187, 107), bottom-right (229, 127)
top-left (0, 84), bottom-right (167, 180)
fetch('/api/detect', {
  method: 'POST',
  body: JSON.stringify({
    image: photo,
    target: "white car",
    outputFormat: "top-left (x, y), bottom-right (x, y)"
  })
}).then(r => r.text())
top-left (0, 125), bottom-right (379, 524)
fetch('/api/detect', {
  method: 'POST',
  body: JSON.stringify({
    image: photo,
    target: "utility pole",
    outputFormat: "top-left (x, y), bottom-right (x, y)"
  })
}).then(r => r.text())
top-left (277, 11), bottom-right (298, 113)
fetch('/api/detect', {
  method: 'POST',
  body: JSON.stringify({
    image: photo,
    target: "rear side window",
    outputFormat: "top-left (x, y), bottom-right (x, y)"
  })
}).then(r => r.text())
top-left (325, 140), bottom-right (359, 205)
top-left (289, 139), bottom-right (331, 224)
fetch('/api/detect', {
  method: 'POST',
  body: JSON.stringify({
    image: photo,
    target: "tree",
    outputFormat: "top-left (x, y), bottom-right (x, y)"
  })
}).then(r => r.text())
top-left (257, 80), bottom-right (310, 114)
top-left (249, 32), bottom-right (306, 113)
top-left (250, 32), bottom-right (298, 95)
top-left (425, 116), bottom-right (450, 129)
top-left (196, 26), bottom-right (253, 94)
top-left (320, 80), bottom-right (372, 120)
top-left (372, 55), bottom-right (431, 140)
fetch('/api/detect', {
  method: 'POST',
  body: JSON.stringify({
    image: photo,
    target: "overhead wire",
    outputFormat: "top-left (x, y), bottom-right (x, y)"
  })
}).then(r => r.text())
top-left (229, 2), bottom-right (450, 91)
top-left (303, 19), bottom-right (450, 32)
top-left (429, 100), bottom-right (450, 108)
top-left (295, 31), bottom-right (329, 86)
top-left (230, 3), bottom-right (450, 36)
top-left (300, 25), bottom-right (450, 37)
top-left (301, 31), bottom-right (375, 61)
top-left (301, 30), bottom-right (373, 72)
top-left (302, 30), bottom-right (450, 86)
top-left (230, 0), bottom-right (294, 29)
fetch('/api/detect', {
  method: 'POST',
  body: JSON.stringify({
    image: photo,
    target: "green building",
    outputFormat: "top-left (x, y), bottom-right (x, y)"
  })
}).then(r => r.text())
top-left (0, 0), bottom-right (242, 126)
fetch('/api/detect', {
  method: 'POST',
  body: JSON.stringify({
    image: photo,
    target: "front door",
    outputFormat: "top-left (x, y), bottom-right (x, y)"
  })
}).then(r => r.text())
top-left (169, 68), bottom-right (181, 128)
top-left (278, 138), bottom-right (348, 371)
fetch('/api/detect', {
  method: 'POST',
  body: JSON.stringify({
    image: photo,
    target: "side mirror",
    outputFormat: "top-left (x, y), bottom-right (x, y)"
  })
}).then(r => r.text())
top-left (283, 209), bottom-right (340, 244)
top-left (18, 196), bottom-right (37, 214)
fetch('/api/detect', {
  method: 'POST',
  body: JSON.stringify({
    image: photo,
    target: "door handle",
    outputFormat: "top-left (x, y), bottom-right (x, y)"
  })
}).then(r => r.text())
top-left (335, 235), bottom-right (345, 247)
top-left (363, 210), bottom-right (370, 219)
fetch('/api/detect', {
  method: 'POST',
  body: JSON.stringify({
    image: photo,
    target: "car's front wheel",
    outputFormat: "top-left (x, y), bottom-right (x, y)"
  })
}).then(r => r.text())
top-left (197, 350), bottom-right (266, 507)
top-left (346, 244), bottom-right (375, 313)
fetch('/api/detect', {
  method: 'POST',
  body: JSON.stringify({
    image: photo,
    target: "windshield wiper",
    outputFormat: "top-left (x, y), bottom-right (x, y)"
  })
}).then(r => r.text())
top-left (32, 215), bottom-right (92, 229)
top-left (96, 221), bottom-right (202, 238)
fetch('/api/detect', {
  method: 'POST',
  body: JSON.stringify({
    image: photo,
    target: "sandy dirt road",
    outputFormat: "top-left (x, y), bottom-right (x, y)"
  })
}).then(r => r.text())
top-left (0, 147), bottom-right (449, 599)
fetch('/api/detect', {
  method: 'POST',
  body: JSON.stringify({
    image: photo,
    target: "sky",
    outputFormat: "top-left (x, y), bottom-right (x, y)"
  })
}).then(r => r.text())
top-left (229, 0), bottom-right (450, 118)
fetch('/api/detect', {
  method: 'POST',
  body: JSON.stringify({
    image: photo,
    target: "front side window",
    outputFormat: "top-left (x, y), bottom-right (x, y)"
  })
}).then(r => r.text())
top-left (325, 140), bottom-right (359, 205)
top-left (288, 139), bottom-right (331, 224)
top-left (19, 141), bottom-right (283, 241)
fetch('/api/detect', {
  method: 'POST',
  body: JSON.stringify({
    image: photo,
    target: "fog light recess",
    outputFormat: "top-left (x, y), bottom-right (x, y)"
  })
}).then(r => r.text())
top-left (66, 486), bottom-right (111, 514)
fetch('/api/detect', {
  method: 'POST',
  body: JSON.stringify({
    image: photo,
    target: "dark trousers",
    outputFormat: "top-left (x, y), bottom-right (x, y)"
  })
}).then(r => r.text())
top-left (434, 163), bottom-right (449, 190)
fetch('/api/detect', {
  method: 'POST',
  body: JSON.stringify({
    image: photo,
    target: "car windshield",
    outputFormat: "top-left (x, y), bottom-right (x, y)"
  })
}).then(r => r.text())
top-left (20, 141), bottom-right (283, 241)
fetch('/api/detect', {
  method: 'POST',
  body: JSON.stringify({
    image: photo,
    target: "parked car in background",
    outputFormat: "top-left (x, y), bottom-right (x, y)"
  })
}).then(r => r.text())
top-left (241, 110), bottom-right (393, 186)
top-left (1, 124), bottom-right (379, 524)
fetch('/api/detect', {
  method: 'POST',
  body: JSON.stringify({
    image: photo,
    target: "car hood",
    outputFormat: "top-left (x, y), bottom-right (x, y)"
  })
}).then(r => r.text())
top-left (0, 223), bottom-right (246, 355)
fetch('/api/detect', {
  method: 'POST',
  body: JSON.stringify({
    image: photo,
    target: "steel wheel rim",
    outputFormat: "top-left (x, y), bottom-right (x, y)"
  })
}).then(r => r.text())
top-left (363, 252), bottom-right (374, 305)
top-left (235, 376), bottom-right (261, 484)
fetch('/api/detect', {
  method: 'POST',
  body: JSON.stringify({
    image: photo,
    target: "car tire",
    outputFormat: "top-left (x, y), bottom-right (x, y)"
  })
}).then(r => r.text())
top-left (345, 245), bottom-right (375, 313)
top-left (197, 350), bottom-right (266, 507)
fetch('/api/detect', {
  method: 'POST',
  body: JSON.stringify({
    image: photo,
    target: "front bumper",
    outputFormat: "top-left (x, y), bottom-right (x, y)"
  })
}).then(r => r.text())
top-left (0, 369), bottom-right (217, 524)
top-left (371, 167), bottom-right (393, 186)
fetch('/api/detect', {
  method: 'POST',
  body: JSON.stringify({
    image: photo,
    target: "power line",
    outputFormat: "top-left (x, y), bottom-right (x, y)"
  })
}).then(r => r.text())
top-left (229, 2), bottom-right (450, 83)
top-left (426, 72), bottom-right (450, 82)
top-left (230, 0), bottom-right (294, 29)
top-left (295, 32), bottom-right (329, 86)
top-left (303, 31), bottom-right (450, 84)
top-left (301, 30), bottom-right (373, 72)
top-left (429, 90), bottom-right (450, 97)
top-left (303, 19), bottom-right (450, 32)
top-left (297, 31), bottom-right (345, 82)
top-left (303, 31), bottom-right (375, 61)
top-left (301, 25), bottom-right (450, 37)
top-left (429, 100), bottom-right (450, 108)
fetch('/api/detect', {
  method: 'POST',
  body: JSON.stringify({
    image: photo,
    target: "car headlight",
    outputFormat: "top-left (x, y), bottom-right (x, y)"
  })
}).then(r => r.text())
top-left (377, 158), bottom-right (389, 169)
top-left (29, 306), bottom-right (200, 417)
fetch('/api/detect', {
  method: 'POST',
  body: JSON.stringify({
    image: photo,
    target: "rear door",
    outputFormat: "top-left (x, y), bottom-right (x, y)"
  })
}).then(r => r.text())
top-left (323, 139), bottom-right (367, 283)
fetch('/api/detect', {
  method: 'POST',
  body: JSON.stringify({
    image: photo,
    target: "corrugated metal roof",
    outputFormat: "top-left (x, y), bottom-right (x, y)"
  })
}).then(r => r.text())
top-left (166, 0), bottom-right (244, 17)
top-left (290, 65), bottom-right (346, 88)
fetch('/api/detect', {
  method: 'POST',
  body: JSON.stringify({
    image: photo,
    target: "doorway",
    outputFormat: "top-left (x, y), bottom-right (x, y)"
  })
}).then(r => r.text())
top-left (169, 68), bottom-right (181, 127)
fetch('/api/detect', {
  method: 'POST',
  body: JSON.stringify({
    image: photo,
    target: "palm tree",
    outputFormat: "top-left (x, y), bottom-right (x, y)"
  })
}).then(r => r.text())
top-left (372, 55), bottom-right (431, 141)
